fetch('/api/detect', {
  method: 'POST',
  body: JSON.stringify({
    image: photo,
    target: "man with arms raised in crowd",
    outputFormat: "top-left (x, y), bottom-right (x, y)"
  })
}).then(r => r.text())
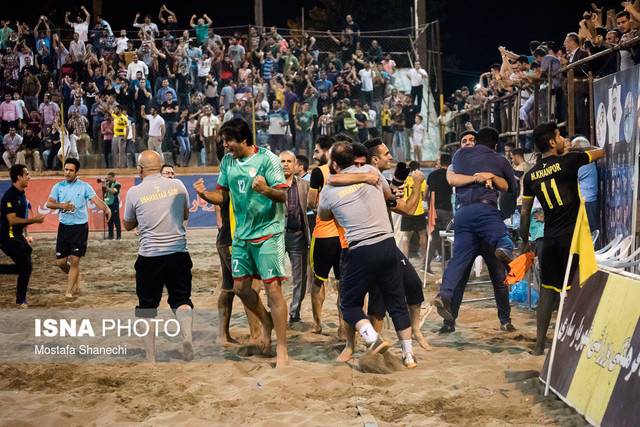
top-left (124, 150), bottom-right (194, 362)
top-left (0, 165), bottom-right (45, 307)
top-left (318, 142), bottom-right (417, 368)
top-left (47, 159), bottom-right (111, 299)
top-left (193, 118), bottom-right (290, 368)
top-left (520, 122), bottom-right (604, 356)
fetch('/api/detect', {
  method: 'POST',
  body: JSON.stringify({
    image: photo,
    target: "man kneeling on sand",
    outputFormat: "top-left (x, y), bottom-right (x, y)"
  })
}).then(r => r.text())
top-left (124, 150), bottom-right (194, 362)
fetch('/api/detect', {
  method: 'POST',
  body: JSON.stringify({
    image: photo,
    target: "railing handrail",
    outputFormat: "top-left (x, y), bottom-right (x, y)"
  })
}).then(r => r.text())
top-left (556, 36), bottom-right (640, 75)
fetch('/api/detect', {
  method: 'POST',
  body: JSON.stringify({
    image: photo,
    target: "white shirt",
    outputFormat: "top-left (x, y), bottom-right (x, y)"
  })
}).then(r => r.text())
top-left (197, 58), bottom-right (212, 77)
top-left (199, 114), bottom-right (220, 137)
top-left (366, 109), bottom-right (377, 128)
top-left (410, 123), bottom-right (426, 146)
top-left (146, 114), bottom-right (165, 137)
top-left (408, 68), bottom-right (428, 87)
top-left (127, 60), bottom-right (148, 81)
top-left (116, 37), bottom-right (129, 54)
top-left (358, 69), bottom-right (373, 92)
top-left (72, 22), bottom-right (89, 43)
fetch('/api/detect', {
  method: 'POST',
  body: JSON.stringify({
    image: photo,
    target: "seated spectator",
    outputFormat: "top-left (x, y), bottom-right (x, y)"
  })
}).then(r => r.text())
top-left (2, 127), bottom-right (22, 168)
top-left (16, 128), bottom-right (43, 172)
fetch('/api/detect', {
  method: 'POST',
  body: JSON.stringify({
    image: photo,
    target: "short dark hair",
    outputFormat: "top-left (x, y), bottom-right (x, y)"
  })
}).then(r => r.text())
top-left (459, 130), bottom-right (477, 141)
top-left (512, 148), bottom-right (525, 158)
top-left (330, 142), bottom-right (354, 169)
top-left (64, 158), bottom-right (81, 172)
top-left (408, 161), bottom-right (420, 171)
top-left (10, 164), bottom-right (27, 183)
top-left (533, 47), bottom-right (547, 58)
top-left (160, 164), bottom-right (174, 173)
top-left (516, 55), bottom-right (529, 65)
top-left (364, 137), bottom-right (384, 158)
top-left (476, 127), bottom-right (499, 150)
top-left (565, 32), bottom-right (580, 45)
top-left (352, 142), bottom-right (368, 159)
top-left (528, 40), bottom-right (541, 52)
top-left (595, 26), bottom-right (608, 38)
top-left (504, 142), bottom-right (516, 149)
top-left (616, 11), bottom-right (631, 20)
top-left (296, 154), bottom-right (309, 171)
top-left (220, 118), bottom-right (253, 146)
top-left (533, 121), bottom-right (558, 153)
top-left (315, 135), bottom-right (335, 151)
top-left (107, 171), bottom-right (115, 177)
top-left (439, 153), bottom-right (452, 166)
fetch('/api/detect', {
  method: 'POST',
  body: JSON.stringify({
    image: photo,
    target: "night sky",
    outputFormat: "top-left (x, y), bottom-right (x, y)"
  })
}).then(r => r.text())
top-left (3, 0), bottom-right (627, 93)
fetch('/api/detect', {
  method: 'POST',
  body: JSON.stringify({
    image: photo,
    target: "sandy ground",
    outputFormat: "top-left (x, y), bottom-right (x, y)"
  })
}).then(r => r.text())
top-left (0, 229), bottom-right (588, 426)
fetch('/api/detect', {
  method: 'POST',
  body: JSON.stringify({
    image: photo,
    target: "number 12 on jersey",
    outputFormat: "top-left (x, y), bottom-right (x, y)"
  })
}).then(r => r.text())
top-left (540, 178), bottom-right (563, 209)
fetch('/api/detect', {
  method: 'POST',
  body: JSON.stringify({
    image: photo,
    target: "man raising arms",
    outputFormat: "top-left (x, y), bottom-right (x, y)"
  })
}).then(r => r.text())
top-left (47, 159), bottom-right (111, 299)
top-left (194, 118), bottom-right (290, 368)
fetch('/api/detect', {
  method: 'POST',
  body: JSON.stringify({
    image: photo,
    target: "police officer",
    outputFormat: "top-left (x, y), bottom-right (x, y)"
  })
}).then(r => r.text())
top-left (0, 165), bottom-right (45, 306)
top-left (433, 127), bottom-right (518, 331)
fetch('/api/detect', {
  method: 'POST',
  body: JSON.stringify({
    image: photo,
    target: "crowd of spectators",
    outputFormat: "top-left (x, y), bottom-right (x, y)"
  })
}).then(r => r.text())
top-left (439, 2), bottom-right (640, 149)
top-left (0, 7), bottom-right (432, 172)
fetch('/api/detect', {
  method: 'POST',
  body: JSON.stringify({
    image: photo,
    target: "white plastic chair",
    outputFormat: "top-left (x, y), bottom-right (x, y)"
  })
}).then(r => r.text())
top-left (595, 235), bottom-right (622, 256)
top-left (602, 246), bottom-right (640, 268)
top-left (596, 235), bottom-right (633, 262)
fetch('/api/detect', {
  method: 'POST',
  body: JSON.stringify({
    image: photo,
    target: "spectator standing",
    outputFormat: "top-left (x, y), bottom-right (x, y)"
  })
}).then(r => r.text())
top-left (198, 105), bottom-right (220, 166)
top-left (407, 61), bottom-right (428, 111)
top-left (102, 172), bottom-right (122, 240)
top-left (101, 115), bottom-right (114, 167)
top-left (143, 107), bottom-right (165, 162)
top-left (111, 105), bottom-right (128, 168)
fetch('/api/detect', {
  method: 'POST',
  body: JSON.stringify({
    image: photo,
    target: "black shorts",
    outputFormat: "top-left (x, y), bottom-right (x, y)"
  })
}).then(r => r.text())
top-left (135, 252), bottom-right (194, 318)
top-left (400, 214), bottom-right (427, 232)
top-left (367, 248), bottom-right (424, 317)
top-left (311, 236), bottom-right (342, 282)
top-left (216, 244), bottom-right (234, 291)
top-left (540, 235), bottom-right (576, 293)
top-left (55, 223), bottom-right (89, 259)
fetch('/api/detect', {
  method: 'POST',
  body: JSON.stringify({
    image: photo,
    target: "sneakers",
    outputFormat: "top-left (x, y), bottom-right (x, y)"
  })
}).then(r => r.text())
top-left (432, 295), bottom-right (454, 322)
top-left (402, 352), bottom-right (417, 369)
top-left (288, 316), bottom-right (301, 325)
top-left (368, 337), bottom-right (390, 355)
top-left (495, 247), bottom-right (514, 270)
top-left (438, 323), bottom-right (456, 334)
top-left (17, 302), bottom-right (28, 309)
top-left (500, 322), bottom-right (517, 332)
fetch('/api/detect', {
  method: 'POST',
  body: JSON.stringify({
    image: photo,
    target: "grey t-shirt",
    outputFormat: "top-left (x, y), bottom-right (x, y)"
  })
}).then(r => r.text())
top-left (124, 174), bottom-right (189, 257)
top-left (318, 165), bottom-right (393, 249)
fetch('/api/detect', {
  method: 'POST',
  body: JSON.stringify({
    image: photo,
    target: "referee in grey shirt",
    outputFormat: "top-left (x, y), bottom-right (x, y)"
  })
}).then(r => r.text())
top-left (124, 150), bottom-right (193, 362)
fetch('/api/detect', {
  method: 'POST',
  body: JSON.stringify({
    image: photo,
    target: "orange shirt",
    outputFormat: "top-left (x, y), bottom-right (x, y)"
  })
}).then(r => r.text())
top-left (312, 165), bottom-right (348, 248)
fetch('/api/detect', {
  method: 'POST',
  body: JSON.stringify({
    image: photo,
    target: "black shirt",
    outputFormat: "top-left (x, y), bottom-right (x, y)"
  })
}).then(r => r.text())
top-left (523, 152), bottom-right (590, 237)
top-left (0, 185), bottom-right (28, 240)
top-left (161, 101), bottom-right (179, 122)
top-left (426, 168), bottom-right (452, 211)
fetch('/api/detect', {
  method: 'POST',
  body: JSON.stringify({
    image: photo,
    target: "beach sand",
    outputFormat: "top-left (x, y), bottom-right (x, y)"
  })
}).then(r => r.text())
top-left (0, 229), bottom-right (587, 426)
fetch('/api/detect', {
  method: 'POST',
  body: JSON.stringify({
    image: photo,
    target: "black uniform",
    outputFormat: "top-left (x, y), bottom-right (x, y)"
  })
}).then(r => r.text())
top-left (0, 185), bottom-right (33, 304)
top-left (522, 151), bottom-right (591, 293)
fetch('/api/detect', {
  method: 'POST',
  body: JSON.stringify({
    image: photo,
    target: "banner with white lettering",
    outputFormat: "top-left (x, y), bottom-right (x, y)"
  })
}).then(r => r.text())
top-left (540, 270), bottom-right (640, 426)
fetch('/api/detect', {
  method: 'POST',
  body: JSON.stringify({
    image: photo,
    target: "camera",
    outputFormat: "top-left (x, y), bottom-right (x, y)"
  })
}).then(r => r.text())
top-left (97, 178), bottom-right (108, 184)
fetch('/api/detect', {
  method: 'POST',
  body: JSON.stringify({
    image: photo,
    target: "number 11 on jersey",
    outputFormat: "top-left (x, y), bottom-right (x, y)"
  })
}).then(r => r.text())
top-left (540, 178), bottom-right (563, 209)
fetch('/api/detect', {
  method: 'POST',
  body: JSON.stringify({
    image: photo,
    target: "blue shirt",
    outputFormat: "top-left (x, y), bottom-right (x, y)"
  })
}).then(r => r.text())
top-left (48, 179), bottom-right (97, 225)
top-left (156, 86), bottom-right (177, 104)
top-left (578, 162), bottom-right (598, 202)
top-left (452, 145), bottom-right (517, 208)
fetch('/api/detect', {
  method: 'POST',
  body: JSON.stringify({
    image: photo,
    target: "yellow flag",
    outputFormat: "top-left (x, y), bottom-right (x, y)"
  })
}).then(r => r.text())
top-left (570, 201), bottom-right (598, 286)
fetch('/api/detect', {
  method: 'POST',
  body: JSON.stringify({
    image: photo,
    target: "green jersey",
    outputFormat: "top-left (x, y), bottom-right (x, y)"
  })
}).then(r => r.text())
top-left (217, 146), bottom-right (287, 240)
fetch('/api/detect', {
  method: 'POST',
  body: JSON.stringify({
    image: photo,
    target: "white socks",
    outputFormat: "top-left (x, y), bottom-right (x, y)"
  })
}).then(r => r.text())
top-left (358, 322), bottom-right (379, 345)
top-left (400, 339), bottom-right (413, 356)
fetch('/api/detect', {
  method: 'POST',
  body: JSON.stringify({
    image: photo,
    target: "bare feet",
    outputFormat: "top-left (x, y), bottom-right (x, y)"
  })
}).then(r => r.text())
top-left (413, 332), bottom-right (432, 351)
top-left (216, 336), bottom-right (240, 348)
top-left (336, 346), bottom-right (353, 362)
top-left (312, 323), bottom-right (322, 334)
top-left (275, 344), bottom-right (289, 368)
top-left (259, 315), bottom-right (274, 353)
top-left (64, 293), bottom-right (75, 300)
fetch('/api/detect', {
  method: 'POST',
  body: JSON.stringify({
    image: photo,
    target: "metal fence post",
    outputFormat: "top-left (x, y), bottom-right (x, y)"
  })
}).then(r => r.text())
top-left (567, 68), bottom-right (575, 136)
